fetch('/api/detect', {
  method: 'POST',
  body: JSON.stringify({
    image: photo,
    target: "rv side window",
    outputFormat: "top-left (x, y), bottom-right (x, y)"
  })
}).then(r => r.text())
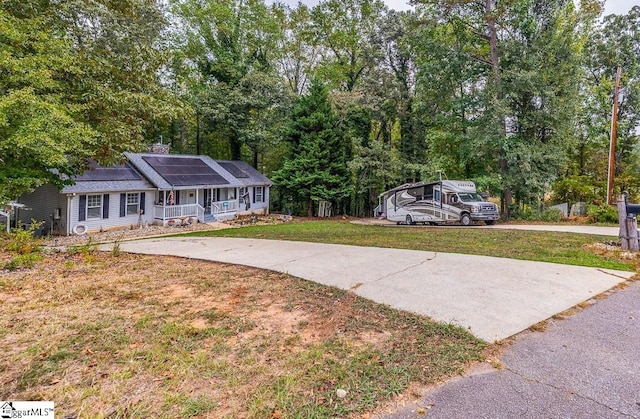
top-left (424, 185), bottom-right (433, 200)
top-left (434, 190), bottom-right (441, 202)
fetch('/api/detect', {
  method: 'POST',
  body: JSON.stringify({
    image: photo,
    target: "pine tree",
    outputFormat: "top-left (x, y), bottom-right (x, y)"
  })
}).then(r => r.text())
top-left (272, 80), bottom-right (352, 216)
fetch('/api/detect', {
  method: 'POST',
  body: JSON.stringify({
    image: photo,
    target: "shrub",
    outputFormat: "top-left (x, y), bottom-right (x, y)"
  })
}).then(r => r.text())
top-left (2, 220), bottom-right (45, 271)
top-left (510, 206), bottom-right (563, 222)
top-left (587, 204), bottom-right (619, 224)
top-left (540, 208), bottom-right (563, 222)
top-left (4, 220), bottom-right (44, 255)
top-left (551, 176), bottom-right (599, 205)
top-left (5, 253), bottom-right (42, 271)
top-left (68, 237), bottom-right (96, 255)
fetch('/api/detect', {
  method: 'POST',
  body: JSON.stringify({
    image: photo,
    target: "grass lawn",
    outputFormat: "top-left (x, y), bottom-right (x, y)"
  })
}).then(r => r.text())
top-left (2, 219), bottom-right (635, 417)
top-left (0, 249), bottom-right (486, 418)
top-left (184, 220), bottom-right (637, 271)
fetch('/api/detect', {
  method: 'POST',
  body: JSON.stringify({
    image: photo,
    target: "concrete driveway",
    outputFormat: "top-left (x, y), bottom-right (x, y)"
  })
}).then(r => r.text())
top-left (100, 237), bottom-right (634, 342)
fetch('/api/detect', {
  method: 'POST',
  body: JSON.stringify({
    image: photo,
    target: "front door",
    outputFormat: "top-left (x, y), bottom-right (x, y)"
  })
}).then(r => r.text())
top-left (181, 189), bottom-right (196, 204)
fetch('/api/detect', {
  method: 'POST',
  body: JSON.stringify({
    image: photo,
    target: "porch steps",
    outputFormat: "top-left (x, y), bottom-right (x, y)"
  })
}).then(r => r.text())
top-left (203, 214), bottom-right (215, 222)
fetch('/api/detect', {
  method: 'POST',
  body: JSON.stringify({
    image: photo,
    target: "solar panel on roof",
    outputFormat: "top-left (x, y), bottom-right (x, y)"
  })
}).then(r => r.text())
top-left (142, 156), bottom-right (229, 186)
top-left (218, 161), bottom-right (250, 178)
top-left (75, 162), bottom-right (142, 181)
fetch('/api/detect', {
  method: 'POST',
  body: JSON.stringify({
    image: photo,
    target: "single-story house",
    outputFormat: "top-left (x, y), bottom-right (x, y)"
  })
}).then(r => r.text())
top-left (18, 152), bottom-right (272, 235)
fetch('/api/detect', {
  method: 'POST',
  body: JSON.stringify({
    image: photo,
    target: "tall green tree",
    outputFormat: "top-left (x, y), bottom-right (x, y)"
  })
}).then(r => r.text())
top-left (272, 80), bottom-right (352, 216)
top-left (272, 3), bottom-right (319, 96)
top-left (0, 3), bottom-right (95, 202)
top-left (310, 0), bottom-right (386, 92)
top-left (570, 5), bottom-right (640, 200)
top-left (382, 12), bottom-right (421, 171)
top-left (56, 0), bottom-right (180, 161)
top-left (413, 0), bottom-right (584, 212)
top-left (498, 0), bottom-right (583, 206)
top-left (171, 0), bottom-right (287, 163)
top-left (0, 0), bottom-right (179, 202)
top-left (412, 1), bottom-right (497, 182)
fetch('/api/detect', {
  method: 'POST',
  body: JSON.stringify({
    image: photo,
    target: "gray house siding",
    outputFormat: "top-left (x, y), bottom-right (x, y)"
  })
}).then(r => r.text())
top-left (18, 185), bottom-right (68, 235)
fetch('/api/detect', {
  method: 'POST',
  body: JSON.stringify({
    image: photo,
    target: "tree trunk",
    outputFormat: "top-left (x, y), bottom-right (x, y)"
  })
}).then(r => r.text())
top-left (195, 112), bottom-right (201, 155)
top-left (485, 0), bottom-right (512, 218)
top-left (230, 138), bottom-right (242, 160)
top-left (579, 138), bottom-right (585, 175)
top-left (308, 199), bottom-right (314, 217)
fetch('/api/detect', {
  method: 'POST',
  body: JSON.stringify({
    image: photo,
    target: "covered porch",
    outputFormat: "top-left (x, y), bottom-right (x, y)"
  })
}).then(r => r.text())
top-left (153, 188), bottom-right (239, 224)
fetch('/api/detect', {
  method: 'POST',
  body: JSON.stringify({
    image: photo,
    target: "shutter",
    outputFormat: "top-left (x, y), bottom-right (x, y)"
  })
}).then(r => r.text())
top-left (103, 194), bottom-right (109, 219)
top-left (120, 193), bottom-right (126, 217)
top-left (140, 192), bottom-right (146, 214)
top-left (176, 191), bottom-right (180, 205)
top-left (253, 187), bottom-right (256, 203)
top-left (79, 195), bottom-right (86, 221)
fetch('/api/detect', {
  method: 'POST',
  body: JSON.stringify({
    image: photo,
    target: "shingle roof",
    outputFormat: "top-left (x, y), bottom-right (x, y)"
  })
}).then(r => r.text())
top-left (62, 162), bottom-right (154, 194)
top-left (216, 160), bottom-right (272, 186)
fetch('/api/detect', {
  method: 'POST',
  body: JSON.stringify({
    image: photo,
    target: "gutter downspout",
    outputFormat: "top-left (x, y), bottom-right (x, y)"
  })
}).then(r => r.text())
top-left (66, 195), bottom-right (72, 236)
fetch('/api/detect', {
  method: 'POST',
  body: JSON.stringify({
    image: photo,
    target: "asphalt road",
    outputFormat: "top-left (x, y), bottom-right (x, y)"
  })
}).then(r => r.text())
top-left (382, 280), bottom-right (640, 418)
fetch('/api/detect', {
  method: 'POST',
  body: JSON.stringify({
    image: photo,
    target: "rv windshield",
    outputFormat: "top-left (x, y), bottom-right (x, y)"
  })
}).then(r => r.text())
top-left (458, 193), bottom-right (483, 202)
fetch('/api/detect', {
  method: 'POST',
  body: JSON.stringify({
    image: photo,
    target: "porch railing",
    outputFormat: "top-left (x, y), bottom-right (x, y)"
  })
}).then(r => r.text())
top-left (154, 200), bottom-right (238, 222)
top-left (197, 205), bottom-right (205, 223)
top-left (212, 200), bottom-right (239, 216)
top-left (153, 204), bottom-right (200, 220)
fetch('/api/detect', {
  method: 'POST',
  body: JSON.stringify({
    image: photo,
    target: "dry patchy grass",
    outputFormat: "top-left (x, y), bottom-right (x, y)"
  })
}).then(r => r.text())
top-left (0, 250), bottom-right (484, 418)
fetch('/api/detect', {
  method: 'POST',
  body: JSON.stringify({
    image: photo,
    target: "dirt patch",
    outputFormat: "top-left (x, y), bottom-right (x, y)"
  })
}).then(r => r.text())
top-left (0, 250), bottom-right (485, 418)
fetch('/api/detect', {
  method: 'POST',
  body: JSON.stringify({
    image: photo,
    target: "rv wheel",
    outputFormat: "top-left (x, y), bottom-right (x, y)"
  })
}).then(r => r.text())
top-left (460, 213), bottom-right (472, 226)
top-left (406, 215), bottom-right (413, 225)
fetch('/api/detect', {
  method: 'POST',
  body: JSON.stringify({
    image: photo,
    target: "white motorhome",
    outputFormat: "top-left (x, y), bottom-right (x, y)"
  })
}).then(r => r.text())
top-left (378, 180), bottom-right (499, 226)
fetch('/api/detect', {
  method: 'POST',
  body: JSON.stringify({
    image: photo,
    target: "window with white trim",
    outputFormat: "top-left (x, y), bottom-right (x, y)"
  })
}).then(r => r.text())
top-left (126, 193), bottom-right (140, 215)
top-left (255, 186), bottom-right (264, 203)
top-left (87, 195), bottom-right (102, 219)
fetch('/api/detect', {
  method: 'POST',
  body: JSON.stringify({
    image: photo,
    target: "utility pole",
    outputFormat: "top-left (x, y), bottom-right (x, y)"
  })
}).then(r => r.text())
top-left (607, 67), bottom-right (622, 205)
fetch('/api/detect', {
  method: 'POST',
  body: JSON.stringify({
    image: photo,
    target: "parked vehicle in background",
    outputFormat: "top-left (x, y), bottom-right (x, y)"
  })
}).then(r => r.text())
top-left (377, 180), bottom-right (499, 226)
